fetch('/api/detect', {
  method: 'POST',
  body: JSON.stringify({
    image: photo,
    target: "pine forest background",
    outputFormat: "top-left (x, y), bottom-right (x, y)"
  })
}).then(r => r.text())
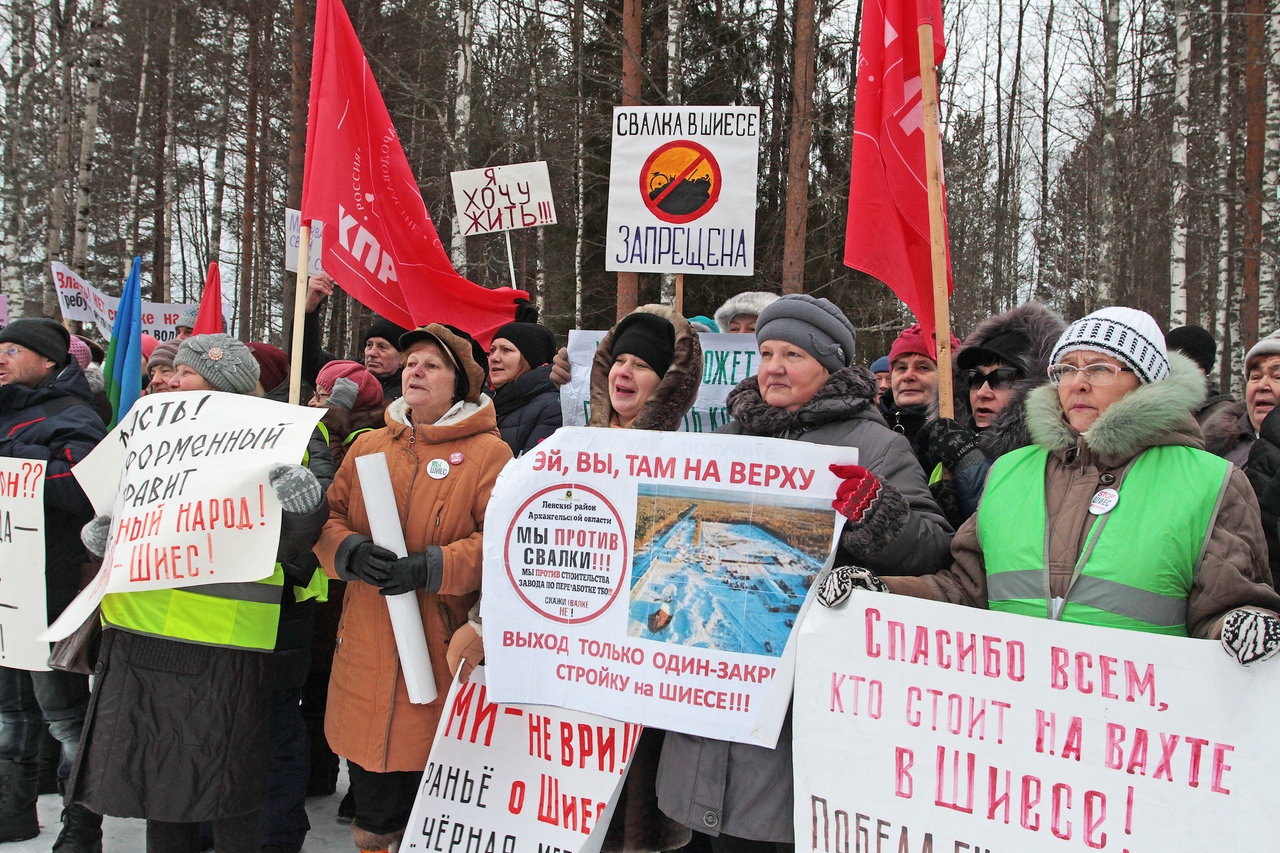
top-left (2, 0), bottom-right (1278, 389)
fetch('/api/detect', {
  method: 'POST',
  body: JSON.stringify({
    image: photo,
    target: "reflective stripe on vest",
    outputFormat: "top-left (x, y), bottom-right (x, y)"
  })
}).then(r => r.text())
top-left (101, 564), bottom-right (285, 651)
top-left (978, 444), bottom-right (1230, 636)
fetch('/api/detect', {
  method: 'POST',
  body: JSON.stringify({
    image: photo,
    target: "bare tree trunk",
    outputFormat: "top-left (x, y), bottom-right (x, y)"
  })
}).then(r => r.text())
top-left (1214, 0), bottom-right (1232, 386)
top-left (44, 0), bottom-right (77, 313)
top-left (150, 7), bottom-right (175, 302)
top-left (209, 71), bottom-right (233, 263)
top-left (781, 0), bottom-right (816, 294)
top-left (3, 0), bottom-right (38, 318)
top-left (1034, 0), bottom-right (1055, 301)
top-left (1243, 0), bottom-right (1265, 350)
top-left (450, 0), bottom-right (475, 274)
top-left (70, 0), bottom-right (107, 277)
top-left (529, 35), bottom-right (546, 312)
top-left (1263, 0), bottom-right (1280, 327)
top-left (284, 0), bottom-right (310, 343)
top-left (123, 19), bottom-right (150, 259)
top-left (766, 0), bottom-right (787, 210)
top-left (1169, 0), bottom-right (1191, 327)
top-left (617, 0), bottom-right (641, 317)
top-left (659, 0), bottom-right (686, 305)
top-left (162, 5), bottom-right (178, 294)
top-left (1095, 0), bottom-right (1119, 305)
top-left (572, 0), bottom-right (585, 326)
top-left (238, 0), bottom-right (261, 340)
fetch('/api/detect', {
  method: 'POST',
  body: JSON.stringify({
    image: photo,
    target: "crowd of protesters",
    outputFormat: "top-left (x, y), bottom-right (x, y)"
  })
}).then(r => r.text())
top-left (3, 276), bottom-right (1280, 853)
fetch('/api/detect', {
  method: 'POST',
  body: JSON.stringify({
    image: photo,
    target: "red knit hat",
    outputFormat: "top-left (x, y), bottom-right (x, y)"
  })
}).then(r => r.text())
top-left (316, 359), bottom-right (383, 409)
top-left (889, 323), bottom-right (961, 364)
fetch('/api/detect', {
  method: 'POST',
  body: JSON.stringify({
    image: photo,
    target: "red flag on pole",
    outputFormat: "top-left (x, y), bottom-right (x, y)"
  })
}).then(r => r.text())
top-left (844, 0), bottom-right (952, 353)
top-left (301, 0), bottom-right (528, 346)
top-left (193, 262), bottom-right (224, 334)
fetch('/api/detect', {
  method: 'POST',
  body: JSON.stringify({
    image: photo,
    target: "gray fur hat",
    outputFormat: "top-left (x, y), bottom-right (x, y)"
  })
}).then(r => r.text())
top-left (714, 291), bottom-right (779, 332)
top-left (173, 334), bottom-right (261, 394)
top-left (754, 294), bottom-right (855, 372)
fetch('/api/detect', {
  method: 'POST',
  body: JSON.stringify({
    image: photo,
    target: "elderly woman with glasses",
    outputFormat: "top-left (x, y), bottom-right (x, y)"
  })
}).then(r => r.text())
top-left (917, 303), bottom-right (1067, 525)
top-left (825, 307), bottom-right (1280, 667)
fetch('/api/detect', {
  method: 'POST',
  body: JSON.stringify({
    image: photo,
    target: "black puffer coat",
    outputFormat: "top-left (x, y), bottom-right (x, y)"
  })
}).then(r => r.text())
top-left (492, 364), bottom-right (561, 455)
top-left (0, 361), bottom-right (106, 620)
top-left (1246, 406), bottom-right (1280, 589)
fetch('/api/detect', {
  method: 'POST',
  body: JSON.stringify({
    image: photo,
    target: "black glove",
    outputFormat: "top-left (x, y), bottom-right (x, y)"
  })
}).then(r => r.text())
top-left (378, 547), bottom-right (444, 596)
top-left (817, 566), bottom-right (889, 608)
top-left (281, 551), bottom-right (322, 587)
top-left (339, 536), bottom-right (397, 585)
top-left (919, 418), bottom-right (981, 472)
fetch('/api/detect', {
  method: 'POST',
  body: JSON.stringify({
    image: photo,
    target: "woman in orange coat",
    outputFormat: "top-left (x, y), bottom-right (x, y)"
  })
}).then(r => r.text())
top-left (315, 324), bottom-right (513, 853)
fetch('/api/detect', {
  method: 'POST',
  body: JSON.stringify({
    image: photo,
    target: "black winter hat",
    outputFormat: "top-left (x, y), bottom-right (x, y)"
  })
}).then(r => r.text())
top-left (612, 312), bottom-right (676, 378)
top-left (1165, 325), bottom-right (1216, 375)
top-left (492, 322), bottom-right (557, 369)
top-left (957, 331), bottom-right (1032, 374)
top-left (0, 318), bottom-right (70, 368)
top-left (363, 317), bottom-right (411, 351)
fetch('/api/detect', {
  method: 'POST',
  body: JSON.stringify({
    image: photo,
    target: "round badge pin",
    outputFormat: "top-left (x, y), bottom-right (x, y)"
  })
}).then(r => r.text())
top-left (1089, 488), bottom-right (1119, 515)
top-left (427, 459), bottom-right (451, 480)
top-left (449, 451), bottom-right (464, 465)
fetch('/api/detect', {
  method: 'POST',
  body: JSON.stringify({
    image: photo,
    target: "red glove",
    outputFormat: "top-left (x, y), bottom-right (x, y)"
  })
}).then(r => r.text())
top-left (830, 464), bottom-right (882, 523)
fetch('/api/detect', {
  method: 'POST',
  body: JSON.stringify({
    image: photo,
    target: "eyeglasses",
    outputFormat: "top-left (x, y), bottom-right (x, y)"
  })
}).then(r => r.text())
top-left (0, 346), bottom-right (22, 358)
top-left (965, 367), bottom-right (1020, 391)
top-left (1048, 363), bottom-right (1135, 386)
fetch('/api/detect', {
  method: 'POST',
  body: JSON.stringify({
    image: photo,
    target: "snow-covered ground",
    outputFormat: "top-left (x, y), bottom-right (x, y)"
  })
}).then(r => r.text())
top-left (17, 766), bottom-right (354, 853)
top-left (628, 512), bottom-right (823, 656)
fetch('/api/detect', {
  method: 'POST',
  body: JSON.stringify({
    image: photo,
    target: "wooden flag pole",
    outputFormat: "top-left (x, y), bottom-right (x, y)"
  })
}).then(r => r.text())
top-left (918, 21), bottom-right (954, 419)
top-left (288, 224), bottom-right (310, 406)
top-left (674, 273), bottom-right (685, 315)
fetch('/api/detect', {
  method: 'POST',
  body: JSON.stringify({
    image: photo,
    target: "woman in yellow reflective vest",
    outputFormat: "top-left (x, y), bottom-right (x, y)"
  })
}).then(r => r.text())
top-left (821, 307), bottom-right (1280, 665)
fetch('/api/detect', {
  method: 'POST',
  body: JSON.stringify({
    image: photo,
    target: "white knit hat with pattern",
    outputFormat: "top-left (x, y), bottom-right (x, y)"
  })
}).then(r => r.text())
top-left (1050, 307), bottom-right (1169, 384)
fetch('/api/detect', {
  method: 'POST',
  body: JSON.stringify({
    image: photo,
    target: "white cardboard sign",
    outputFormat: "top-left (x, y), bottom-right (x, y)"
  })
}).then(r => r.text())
top-left (43, 391), bottom-right (323, 641)
top-left (50, 261), bottom-right (210, 342)
top-left (605, 106), bottom-right (760, 275)
top-left (450, 162), bottom-right (557, 237)
top-left (0, 460), bottom-right (50, 671)
top-left (482, 427), bottom-right (848, 747)
top-left (284, 208), bottom-right (325, 275)
top-left (794, 592), bottom-right (1280, 852)
top-left (403, 666), bottom-right (634, 853)
top-left (559, 330), bottom-right (758, 433)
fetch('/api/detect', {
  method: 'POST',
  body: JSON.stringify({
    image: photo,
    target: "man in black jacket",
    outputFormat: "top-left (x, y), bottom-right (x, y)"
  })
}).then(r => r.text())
top-left (0, 318), bottom-right (106, 851)
top-left (300, 273), bottom-right (408, 400)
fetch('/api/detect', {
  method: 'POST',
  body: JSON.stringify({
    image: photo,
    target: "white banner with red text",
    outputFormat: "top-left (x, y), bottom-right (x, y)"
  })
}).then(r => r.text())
top-left (50, 261), bottom-right (217, 342)
top-left (559, 330), bottom-right (758, 433)
top-left (0, 459), bottom-right (50, 671)
top-left (403, 666), bottom-right (634, 853)
top-left (41, 391), bottom-right (323, 641)
top-left (794, 592), bottom-right (1280, 852)
top-left (482, 427), bottom-right (848, 747)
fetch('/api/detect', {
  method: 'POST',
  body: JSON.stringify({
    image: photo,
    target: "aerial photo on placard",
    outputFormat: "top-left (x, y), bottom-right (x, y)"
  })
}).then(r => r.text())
top-left (627, 484), bottom-right (837, 657)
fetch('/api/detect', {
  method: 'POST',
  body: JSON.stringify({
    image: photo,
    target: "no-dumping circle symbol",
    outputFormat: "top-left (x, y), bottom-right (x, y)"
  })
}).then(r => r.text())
top-left (641, 140), bottom-right (722, 224)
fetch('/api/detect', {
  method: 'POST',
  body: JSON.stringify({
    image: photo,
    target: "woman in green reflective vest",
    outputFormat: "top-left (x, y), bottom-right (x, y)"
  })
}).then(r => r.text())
top-left (823, 307), bottom-right (1280, 666)
top-left (70, 334), bottom-right (330, 853)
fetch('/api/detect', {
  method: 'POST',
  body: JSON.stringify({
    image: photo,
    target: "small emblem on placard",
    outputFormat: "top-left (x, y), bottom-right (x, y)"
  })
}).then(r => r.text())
top-left (449, 452), bottom-right (464, 465)
top-left (427, 459), bottom-right (451, 479)
top-left (1089, 488), bottom-right (1119, 515)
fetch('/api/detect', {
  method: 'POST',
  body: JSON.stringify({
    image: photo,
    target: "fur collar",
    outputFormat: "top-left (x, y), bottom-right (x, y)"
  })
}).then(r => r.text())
top-left (1025, 351), bottom-right (1206, 462)
top-left (1201, 400), bottom-right (1251, 456)
top-left (384, 394), bottom-right (498, 443)
top-left (727, 366), bottom-right (878, 436)
top-left (588, 304), bottom-right (702, 431)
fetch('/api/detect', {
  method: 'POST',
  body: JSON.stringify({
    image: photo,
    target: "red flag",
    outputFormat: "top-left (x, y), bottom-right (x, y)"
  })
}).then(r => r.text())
top-left (301, 0), bottom-right (527, 346)
top-left (193, 262), bottom-right (224, 335)
top-left (844, 0), bottom-right (952, 349)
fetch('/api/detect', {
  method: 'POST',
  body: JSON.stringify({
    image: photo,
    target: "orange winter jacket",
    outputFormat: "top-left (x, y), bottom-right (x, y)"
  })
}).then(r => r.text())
top-left (316, 395), bottom-right (512, 772)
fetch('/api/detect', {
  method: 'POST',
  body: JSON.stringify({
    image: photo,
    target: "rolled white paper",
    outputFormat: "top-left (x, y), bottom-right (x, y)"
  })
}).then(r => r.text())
top-left (354, 453), bottom-right (439, 704)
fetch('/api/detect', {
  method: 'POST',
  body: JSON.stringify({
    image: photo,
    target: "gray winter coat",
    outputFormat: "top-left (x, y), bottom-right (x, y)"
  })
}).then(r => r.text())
top-left (655, 367), bottom-right (952, 843)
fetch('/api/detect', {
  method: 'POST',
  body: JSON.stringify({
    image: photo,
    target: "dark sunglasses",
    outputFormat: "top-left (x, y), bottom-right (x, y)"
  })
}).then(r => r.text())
top-left (965, 367), bottom-right (1020, 391)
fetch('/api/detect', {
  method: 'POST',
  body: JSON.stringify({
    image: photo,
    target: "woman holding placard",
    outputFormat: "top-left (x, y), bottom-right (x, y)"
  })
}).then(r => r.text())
top-left (71, 334), bottom-right (330, 853)
top-left (315, 324), bottom-right (511, 853)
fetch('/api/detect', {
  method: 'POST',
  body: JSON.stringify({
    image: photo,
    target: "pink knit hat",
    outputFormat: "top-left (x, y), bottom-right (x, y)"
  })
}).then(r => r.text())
top-left (316, 359), bottom-right (383, 409)
top-left (68, 336), bottom-right (92, 370)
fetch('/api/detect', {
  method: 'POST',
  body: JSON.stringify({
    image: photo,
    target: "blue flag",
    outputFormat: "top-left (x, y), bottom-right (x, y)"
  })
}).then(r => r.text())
top-left (102, 257), bottom-right (144, 429)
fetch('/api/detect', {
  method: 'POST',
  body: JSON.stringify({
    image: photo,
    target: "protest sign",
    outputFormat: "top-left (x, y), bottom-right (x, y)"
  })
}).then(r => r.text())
top-left (42, 391), bottom-right (323, 641)
top-left (605, 106), bottom-right (760, 275)
top-left (403, 666), bottom-right (634, 853)
top-left (450, 162), bottom-right (557, 237)
top-left (50, 261), bottom-right (213, 342)
top-left (559, 330), bottom-right (758, 433)
top-left (284, 208), bottom-right (325, 275)
top-left (793, 592), bottom-right (1280, 852)
top-left (0, 459), bottom-right (50, 671)
top-left (483, 427), bottom-right (848, 746)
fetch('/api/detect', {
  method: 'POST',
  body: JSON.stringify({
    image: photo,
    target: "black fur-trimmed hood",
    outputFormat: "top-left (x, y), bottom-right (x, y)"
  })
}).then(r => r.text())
top-left (588, 304), bottom-right (702, 431)
top-left (961, 302), bottom-right (1068, 457)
